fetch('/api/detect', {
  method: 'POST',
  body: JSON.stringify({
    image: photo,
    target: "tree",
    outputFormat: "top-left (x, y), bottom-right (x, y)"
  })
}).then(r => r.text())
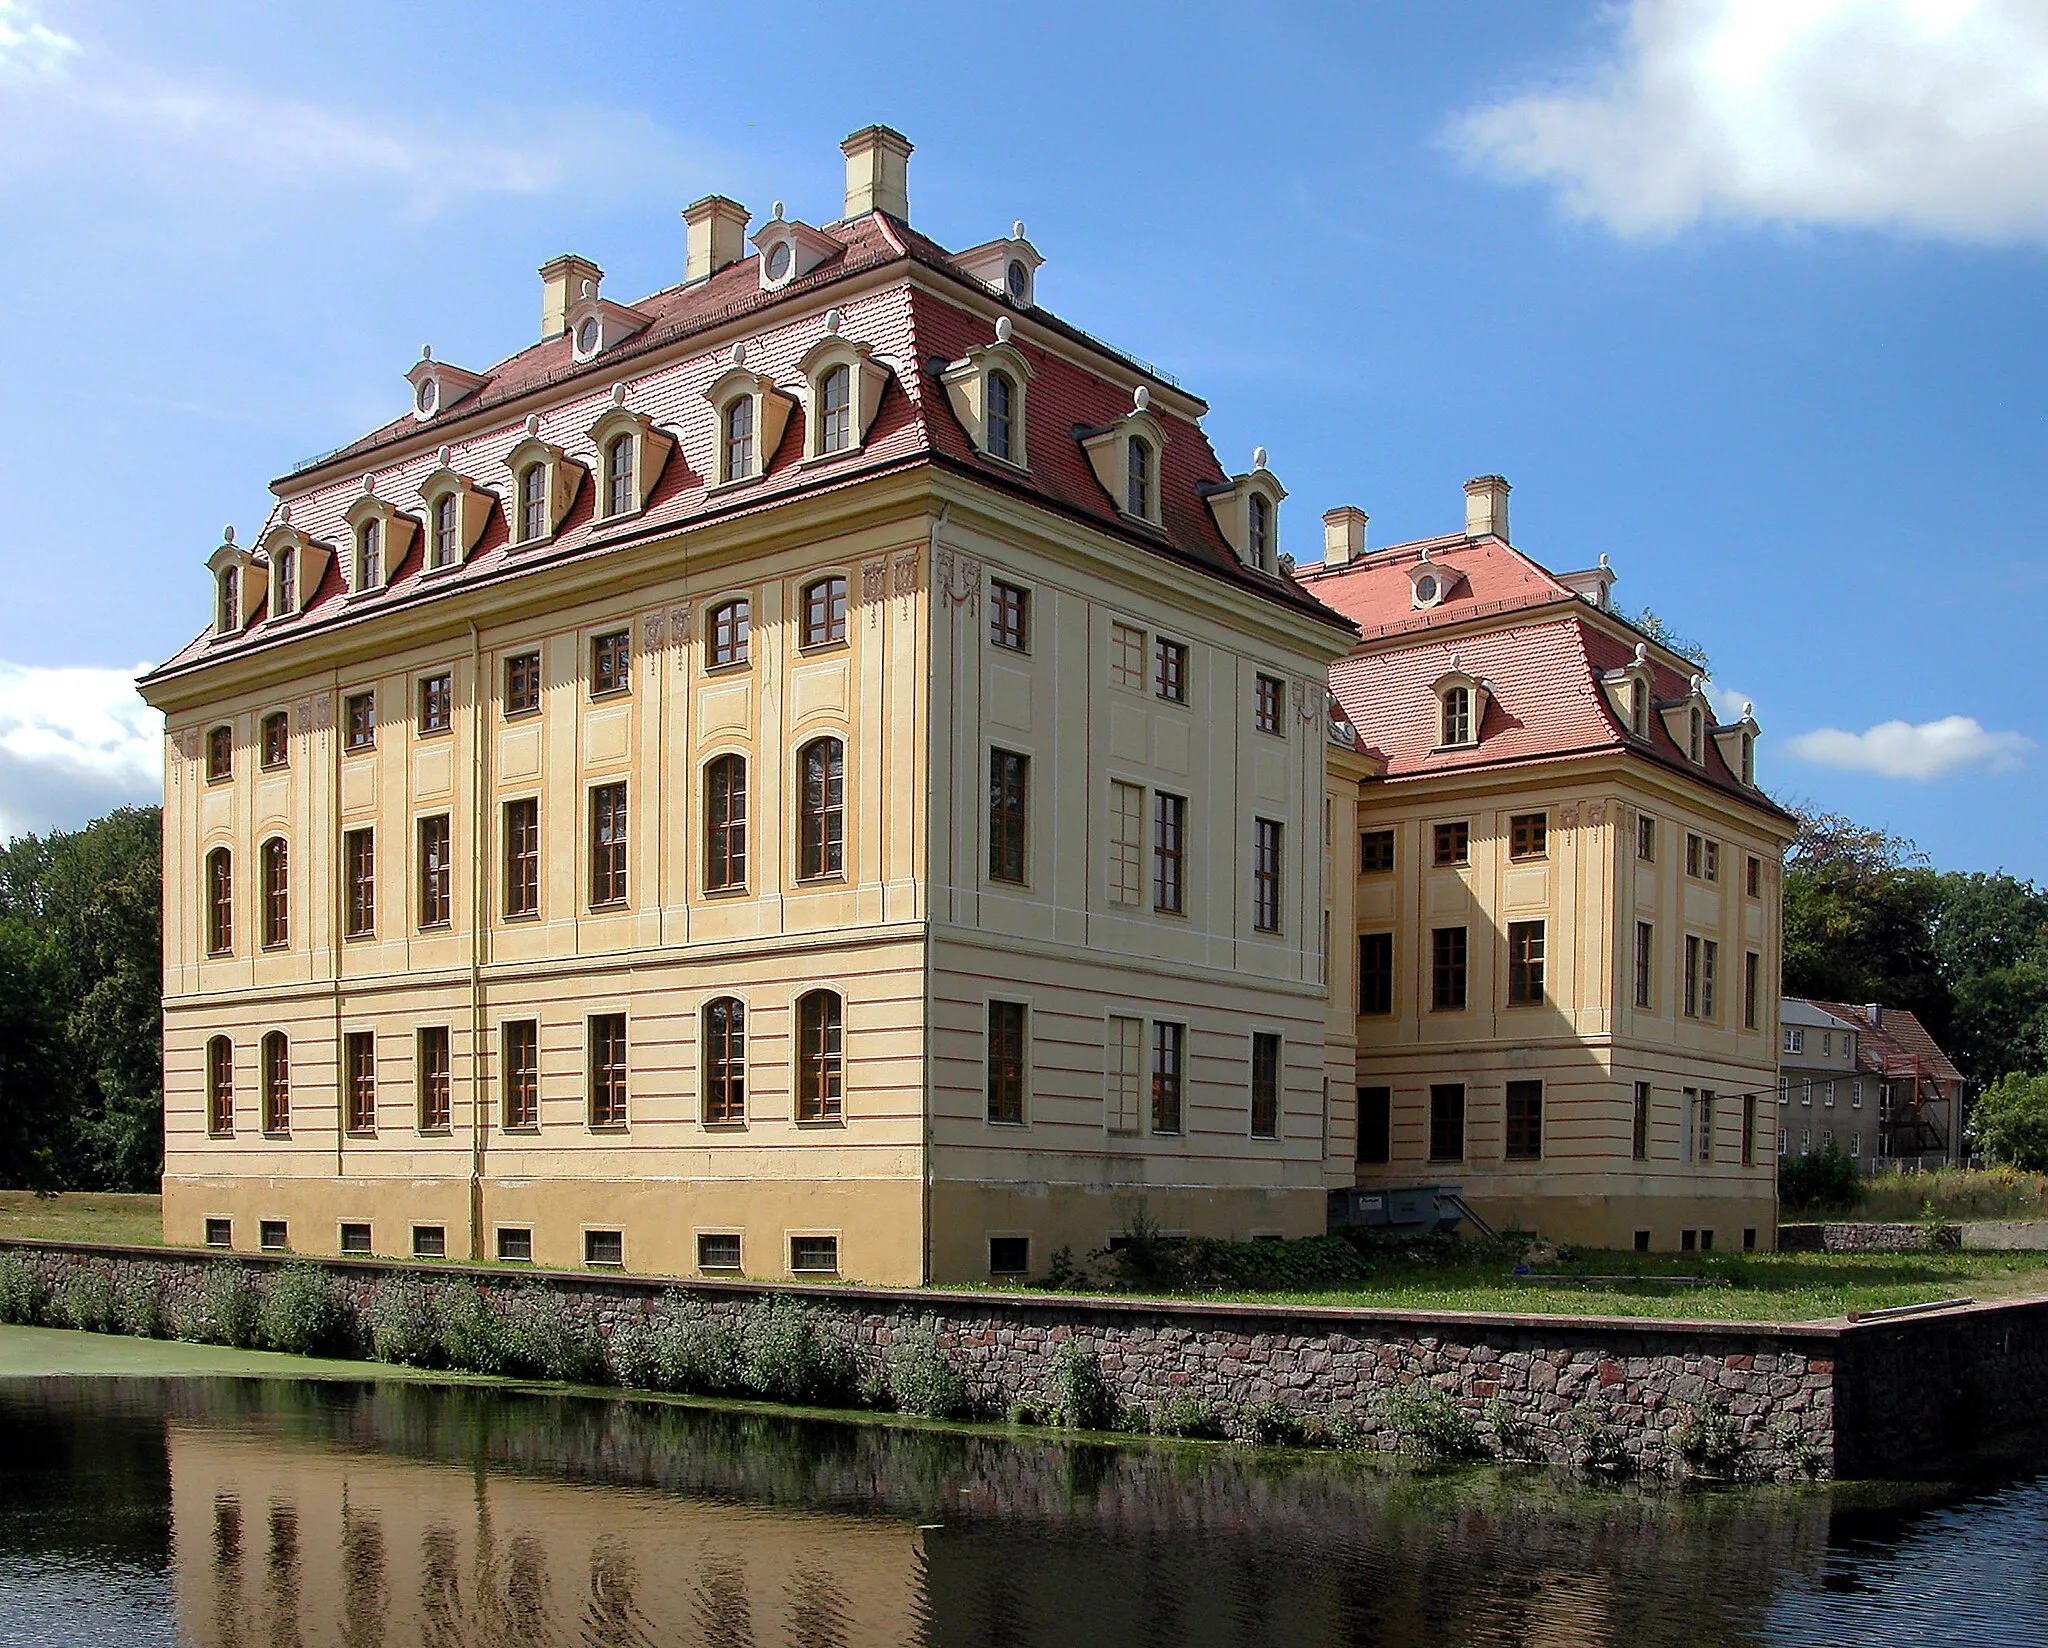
top-left (1968, 1072), bottom-right (2048, 1174)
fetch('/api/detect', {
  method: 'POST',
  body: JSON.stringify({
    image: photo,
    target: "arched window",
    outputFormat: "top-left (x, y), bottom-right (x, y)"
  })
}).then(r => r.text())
top-left (1740, 731), bottom-right (1755, 785)
top-left (274, 545), bottom-right (297, 615)
top-left (723, 396), bottom-right (755, 483)
top-left (1126, 436), bottom-right (1150, 519)
top-left (518, 463), bottom-right (547, 542)
top-left (605, 433), bottom-right (635, 516)
top-left (802, 576), bottom-right (847, 647)
top-left (703, 997), bottom-right (745, 1123)
top-left (1440, 686), bottom-right (1472, 747)
top-left (1688, 706), bottom-right (1704, 763)
top-left (260, 837), bottom-right (289, 948)
top-left (709, 599), bottom-right (750, 668)
top-left (1629, 678), bottom-right (1648, 738)
top-left (206, 1036), bottom-right (234, 1135)
top-left (819, 364), bottom-right (853, 454)
top-left (205, 847), bottom-right (233, 955)
top-left (216, 566), bottom-right (239, 635)
top-left (355, 518), bottom-right (382, 591)
top-left (986, 370), bottom-right (1015, 462)
top-left (797, 990), bottom-right (843, 1121)
top-left (798, 737), bottom-right (845, 879)
top-left (261, 1031), bottom-right (290, 1134)
top-left (206, 725), bottom-right (233, 783)
top-left (705, 755), bottom-right (748, 891)
top-left (1247, 493), bottom-right (1271, 571)
top-left (431, 493), bottom-right (459, 567)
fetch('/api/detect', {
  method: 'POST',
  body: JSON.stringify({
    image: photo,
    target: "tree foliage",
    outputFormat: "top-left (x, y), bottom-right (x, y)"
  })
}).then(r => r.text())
top-left (0, 807), bottom-right (162, 1191)
top-left (1969, 1073), bottom-right (2048, 1174)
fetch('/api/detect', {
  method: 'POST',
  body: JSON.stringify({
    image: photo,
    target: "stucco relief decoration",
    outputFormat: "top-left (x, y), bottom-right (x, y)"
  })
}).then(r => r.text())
top-left (171, 728), bottom-right (199, 764)
top-left (1588, 801), bottom-right (1608, 827)
top-left (893, 549), bottom-right (919, 616)
top-left (312, 694), bottom-right (333, 731)
top-left (861, 558), bottom-right (886, 627)
top-left (956, 555), bottom-right (982, 612)
top-left (642, 611), bottom-right (666, 652)
top-left (1297, 680), bottom-right (1325, 725)
top-left (1560, 802), bottom-right (1581, 829)
top-left (294, 701), bottom-right (311, 734)
top-left (671, 605), bottom-right (693, 666)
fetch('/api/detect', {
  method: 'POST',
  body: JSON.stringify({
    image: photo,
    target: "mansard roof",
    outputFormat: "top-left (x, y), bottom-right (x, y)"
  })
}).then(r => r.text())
top-left (146, 210), bottom-right (1350, 685)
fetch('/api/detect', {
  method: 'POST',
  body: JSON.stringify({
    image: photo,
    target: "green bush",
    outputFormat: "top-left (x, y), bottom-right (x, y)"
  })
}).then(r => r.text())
top-left (258, 1262), bottom-right (356, 1357)
top-left (606, 1317), bottom-right (661, 1390)
top-left (115, 1272), bottom-right (166, 1338)
top-left (736, 1296), bottom-right (854, 1404)
top-left (1570, 1402), bottom-right (1630, 1475)
top-left (1779, 1139), bottom-right (1864, 1215)
top-left (498, 1285), bottom-right (607, 1384)
top-left (1672, 1397), bottom-right (1744, 1477)
top-left (1377, 1381), bottom-right (1484, 1461)
top-left (59, 1267), bottom-right (120, 1333)
top-left (1153, 1395), bottom-right (1226, 1439)
top-left (1860, 1164), bottom-right (2048, 1221)
top-left (653, 1307), bottom-right (744, 1395)
top-left (1236, 1399), bottom-right (1309, 1446)
top-left (436, 1283), bottom-right (513, 1374)
top-left (177, 1262), bottom-right (262, 1348)
top-left (1048, 1338), bottom-right (1118, 1431)
top-left (366, 1275), bottom-right (442, 1366)
top-left (1970, 1072), bottom-right (2048, 1174)
top-left (0, 1253), bottom-right (48, 1325)
top-left (887, 1319), bottom-right (973, 1419)
top-left (1483, 1396), bottom-right (1535, 1461)
top-left (1098, 1202), bottom-right (1375, 1293)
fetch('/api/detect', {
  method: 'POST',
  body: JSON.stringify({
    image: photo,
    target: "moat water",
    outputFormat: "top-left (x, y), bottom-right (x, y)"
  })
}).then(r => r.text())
top-left (1, 1374), bottom-right (2045, 1647)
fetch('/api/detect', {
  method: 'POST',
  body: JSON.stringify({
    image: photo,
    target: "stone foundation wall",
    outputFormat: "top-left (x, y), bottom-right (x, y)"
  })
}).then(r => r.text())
top-left (1777, 1221), bottom-right (1961, 1253)
top-left (9, 1237), bottom-right (2041, 1481)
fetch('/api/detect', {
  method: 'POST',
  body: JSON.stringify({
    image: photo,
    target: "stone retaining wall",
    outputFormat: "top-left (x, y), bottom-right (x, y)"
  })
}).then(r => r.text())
top-left (1777, 1221), bottom-right (1961, 1253)
top-left (7, 1237), bottom-right (2043, 1481)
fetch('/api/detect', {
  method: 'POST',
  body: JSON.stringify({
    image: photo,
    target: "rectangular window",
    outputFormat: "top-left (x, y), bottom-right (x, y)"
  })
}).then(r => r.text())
top-left (417, 814), bottom-right (452, 928)
top-left (1637, 815), bottom-right (1656, 861)
top-left (1429, 1083), bottom-right (1465, 1162)
top-left (1254, 673), bottom-right (1284, 735)
top-left (503, 799), bottom-right (539, 918)
top-left (1684, 935), bottom-right (1701, 1017)
top-left (588, 1014), bottom-right (627, 1128)
top-left (345, 691), bottom-right (376, 752)
top-left (697, 1233), bottom-right (741, 1271)
top-left (585, 1229), bottom-right (624, 1267)
top-left (1704, 840), bottom-right (1720, 882)
top-left (1744, 951), bottom-right (1761, 1029)
top-left (504, 650), bottom-right (541, 716)
top-left (1635, 1229), bottom-right (1652, 1253)
top-left (989, 579), bottom-right (1029, 650)
top-left (790, 1235), bottom-right (839, 1274)
top-left (1106, 1015), bottom-right (1142, 1136)
top-left (412, 1225), bottom-right (446, 1260)
top-left (497, 1228), bottom-right (533, 1262)
top-left (1509, 813), bottom-right (1548, 860)
top-left (1696, 1089), bottom-right (1716, 1165)
top-left (1632, 1081), bottom-right (1651, 1161)
top-left (204, 1218), bottom-right (232, 1249)
top-left (345, 1032), bottom-right (375, 1134)
top-left (1825, 1079), bottom-right (1836, 1107)
top-left (1356, 1086), bottom-right (1392, 1164)
top-left (339, 1223), bottom-right (371, 1256)
top-left (1431, 926), bottom-right (1468, 1011)
top-left (503, 1020), bottom-right (539, 1130)
top-left (1742, 1093), bottom-right (1757, 1166)
top-left (261, 1036), bottom-right (289, 1134)
top-left (1155, 638), bottom-right (1188, 703)
top-left (1746, 854), bottom-right (1762, 898)
top-left (1358, 932), bottom-right (1394, 1016)
top-left (1507, 920), bottom-right (1545, 1005)
top-left (986, 1001), bottom-right (1027, 1126)
top-left (1505, 1080), bottom-right (1543, 1160)
top-left (261, 712), bottom-right (289, 770)
top-left (1252, 818), bottom-right (1283, 933)
top-left (1784, 1027), bottom-right (1805, 1055)
top-left (1150, 1021), bottom-right (1184, 1135)
top-left (1250, 1032), bottom-right (1281, 1140)
top-left (591, 629), bottom-right (631, 696)
top-left (590, 782), bottom-right (629, 907)
top-left (1681, 1228), bottom-right (1698, 1253)
top-left (1803, 1078), bottom-right (1813, 1106)
top-left (1701, 939), bottom-right (1719, 1020)
top-left (1853, 1080), bottom-right (1864, 1109)
top-left (1109, 621), bottom-right (1145, 689)
top-left (1433, 821), bottom-right (1469, 866)
top-left (989, 1236), bottom-right (1030, 1277)
top-left (206, 1037), bottom-right (234, 1135)
top-left (206, 724), bottom-right (233, 782)
top-left (1635, 921), bottom-right (1654, 1009)
top-left (988, 749), bottom-right (1029, 883)
top-left (1682, 1086), bottom-right (1698, 1161)
top-left (418, 672), bottom-right (453, 734)
top-left (1359, 829), bottom-right (1395, 875)
top-left (260, 1220), bottom-right (288, 1253)
top-left (1108, 780), bottom-right (1144, 905)
top-left (417, 1026), bottom-right (451, 1132)
top-left (346, 831), bottom-right (378, 933)
top-left (1153, 792), bottom-right (1186, 913)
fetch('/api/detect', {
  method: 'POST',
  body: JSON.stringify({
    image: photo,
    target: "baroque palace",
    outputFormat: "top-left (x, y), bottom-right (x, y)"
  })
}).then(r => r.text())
top-left (140, 128), bottom-right (1793, 1284)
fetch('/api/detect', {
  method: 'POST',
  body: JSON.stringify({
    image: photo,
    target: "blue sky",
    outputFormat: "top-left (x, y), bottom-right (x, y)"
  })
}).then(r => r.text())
top-left (1, 0), bottom-right (2043, 876)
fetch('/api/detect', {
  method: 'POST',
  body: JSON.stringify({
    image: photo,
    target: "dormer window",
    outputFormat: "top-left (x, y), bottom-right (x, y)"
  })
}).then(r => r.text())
top-left (358, 519), bottom-right (380, 587)
top-left (750, 209), bottom-right (838, 293)
top-left (819, 365), bottom-right (852, 453)
top-left (206, 534), bottom-right (260, 636)
top-left (1740, 731), bottom-right (1754, 784)
top-left (940, 323), bottom-right (1034, 471)
top-left (518, 464), bottom-right (546, 542)
top-left (1404, 547), bottom-right (1464, 611)
top-left (1126, 436), bottom-right (1151, 518)
top-left (273, 547), bottom-right (296, 615)
top-left (415, 378), bottom-right (438, 417)
top-left (586, 399), bottom-right (674, 522)
top-left (1712, 701), bottom-right (1763, 788)
top-left (1602, 641), bottom-right (1657, 741)
top-left (987, 371), bottom-right (1016, 460)
top-left (1200, 454), bottom-right (1286, 572)
top-left (563, 274), bottom-right (653, 364)
top-left (417, 460), bottom-right (489, 571)
top-left (1248, 494), bottom-right (1272, 573)
top-left (258, 519), bottom-right (328, 622)
top-left (404, 349), bottom-right (486, 425)
top-left (724, 396), bottom-right (755, 481)
top-left (1432, 656), bottom-right (1489, 751)
top-left (605, 435), bottom-right (634, 514)
top-left (216, 566), bottom-right (240, 635)
top-left (1441, 686), bottom-right (1471, 746)
top-left (797, 325), bottom-right (890, 463)
top-left (432, 494), bottom-right (459, 566)
top-left (1630, 677), bottom-right (1648, 738)
top-left (953, 224), bottom-right (1043, 308)
top-left (1688, 706), bottom-right (1704, 764)
top-left (705, 354), bottom-right (794, 489)
top-left (344, 492), bottom-right (416, 597)
top-left (502, 426), bottom-right (579, 549)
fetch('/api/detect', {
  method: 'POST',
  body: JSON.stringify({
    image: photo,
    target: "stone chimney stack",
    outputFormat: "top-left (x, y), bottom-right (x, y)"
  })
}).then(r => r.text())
top-left (1464, 474), bottom-right (1511, 541)
top-left (1322, 506), bottom-right (1368, 568)
top-left (841, 124), bottom-right (913, 221)
top-left (683, 196), bottom-right (750, 283)
top-left (538, 255), bottom-right (603, 341)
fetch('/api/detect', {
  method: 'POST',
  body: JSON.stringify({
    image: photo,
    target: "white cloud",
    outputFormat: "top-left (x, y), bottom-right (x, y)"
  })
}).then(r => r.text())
top-left (1705, 680), bottom-right (1754, 725)
top-left (1456, 0), bottom-right (2048, 244)
top-left (0, 662), bottom-right (161, 840)
top-left (1787, 715), bottom-right (2033, 780)
top-left (0, 2), bottom-right (715, 216)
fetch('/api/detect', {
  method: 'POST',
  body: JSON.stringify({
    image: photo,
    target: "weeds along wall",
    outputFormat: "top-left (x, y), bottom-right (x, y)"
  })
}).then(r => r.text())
top-left (5, 1238), bottom-right (2044, 1480)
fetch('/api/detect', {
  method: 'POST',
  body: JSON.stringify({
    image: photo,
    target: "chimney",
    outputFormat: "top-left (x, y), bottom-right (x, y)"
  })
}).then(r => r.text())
top-left (841, 124), bottom-right (913, 221)
top-left (538, 255), bottom-right (603, 341)
top-left (683, 196), bottom-right (750, 283)
top-left (1865, 1002), bottom-right (1882, 1028)
top-left (1322, 506), bottom-right (1368, 568)
top-left (1464, 474), bottom-right (1511, 541)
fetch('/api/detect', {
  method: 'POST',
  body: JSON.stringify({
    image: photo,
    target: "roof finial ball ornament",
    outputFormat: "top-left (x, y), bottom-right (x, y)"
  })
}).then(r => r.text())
top-left (1252, 445), bottom-right (1268, 471)
top-left (824, 308), bottom-right (842, 335)
top-left (731, 341), bottom-right (747, 368)
top-left (1013, 219), bottom-right (1026, 240)
top-left (1744, 700), bottom-right (1755, 721)
top-left (610, 382), bottom-right (627, 408)
top-left (1633, 641), bottom-right (1648, 665)
top-left (771, 200), bottom-right (785, 221)
top-left (420, 344), bottom-right (432, 361)
top-left (1132, 384), bottom-right (1150, 413)
top-left (994, 315), bottom-right (1012, 344)
top-left (222, 525), bottom-right (235, 546)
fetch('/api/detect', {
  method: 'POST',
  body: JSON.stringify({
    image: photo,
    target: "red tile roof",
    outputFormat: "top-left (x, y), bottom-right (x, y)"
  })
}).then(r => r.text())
top-left (147, 215), bottom-right (1351, 684)
top-left (1296, 534), bottom-right (1575, 641)
top-left (1807, 1002), bottom-right (1963, 1086)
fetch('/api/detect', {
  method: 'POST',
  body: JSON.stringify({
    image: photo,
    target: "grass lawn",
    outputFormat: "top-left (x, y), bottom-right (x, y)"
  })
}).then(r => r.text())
top-left (0, 1190), bottom-right (163, 1247)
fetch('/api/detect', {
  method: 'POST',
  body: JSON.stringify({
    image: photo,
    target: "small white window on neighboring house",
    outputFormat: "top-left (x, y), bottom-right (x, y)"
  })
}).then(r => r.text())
top-left (1784, 1028), bottom-right (1804, 1055)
